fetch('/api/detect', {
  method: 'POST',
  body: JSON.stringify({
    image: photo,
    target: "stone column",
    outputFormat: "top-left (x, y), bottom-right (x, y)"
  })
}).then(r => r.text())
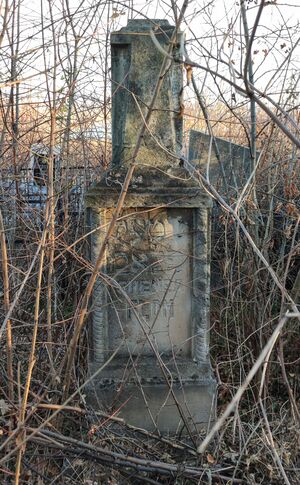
top-left (111, 19), bottom-right (183, 167)
top-left (86, 19), bottom-right (216, 434)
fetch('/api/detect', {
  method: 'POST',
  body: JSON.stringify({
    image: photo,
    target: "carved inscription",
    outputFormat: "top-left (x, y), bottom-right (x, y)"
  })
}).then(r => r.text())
top-left (126, 299), bottom-right (174, 320)
top-left (107, 209), bottom-right (193, 356)
top-left (109, 211), bottom-right (171, 272)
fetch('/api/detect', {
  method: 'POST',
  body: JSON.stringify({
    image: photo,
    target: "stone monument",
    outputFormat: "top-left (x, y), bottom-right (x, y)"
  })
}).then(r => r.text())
top-left (86, 19), bottom-right (216, 434)
top-left (188, 130), bottom-right (258, 291)
top-left (188, 129), bottom-right (254, 196)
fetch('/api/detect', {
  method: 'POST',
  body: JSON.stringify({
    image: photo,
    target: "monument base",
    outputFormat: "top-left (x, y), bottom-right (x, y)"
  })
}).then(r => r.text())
top-left (86, 165), bottom-right (216, 434)
top-left (87, 357), bottom-right (216, 434)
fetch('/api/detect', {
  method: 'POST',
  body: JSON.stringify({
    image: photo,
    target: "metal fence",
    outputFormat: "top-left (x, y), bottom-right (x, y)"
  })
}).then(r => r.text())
top-left (0, 164), bottom-right (101, 239)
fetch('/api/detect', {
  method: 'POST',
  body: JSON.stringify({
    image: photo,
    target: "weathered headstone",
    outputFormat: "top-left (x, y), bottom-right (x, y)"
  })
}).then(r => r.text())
top-left (188, 130), bottom-right (257, 292)
top-left (86, 19), bottom-right (216, 434)
top-left (188, 129), bottom-right (253, 196)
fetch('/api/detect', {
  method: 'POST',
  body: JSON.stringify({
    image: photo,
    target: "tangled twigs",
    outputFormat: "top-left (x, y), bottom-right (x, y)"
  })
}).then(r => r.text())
top-left (29, 428), bottom-right (245, 483)
top-left (197, 313), bottom-right (291, 454)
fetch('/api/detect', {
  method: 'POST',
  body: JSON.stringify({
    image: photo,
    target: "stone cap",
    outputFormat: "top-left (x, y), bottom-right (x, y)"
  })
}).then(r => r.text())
top-left (85, 165), bottom-right (212, 209)
top-left (119, 18), bottom-right (172, 31)
top-left (111, 18), bottom-right (180, 44)
top-left (112, 18), bottom-right (174, 35)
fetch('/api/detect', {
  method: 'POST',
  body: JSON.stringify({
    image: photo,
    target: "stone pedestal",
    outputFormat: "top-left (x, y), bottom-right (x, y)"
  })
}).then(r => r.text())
top-left (88, 358), bottom-right (215, 433)
top-left (86, 166), bottom-right (216, 433)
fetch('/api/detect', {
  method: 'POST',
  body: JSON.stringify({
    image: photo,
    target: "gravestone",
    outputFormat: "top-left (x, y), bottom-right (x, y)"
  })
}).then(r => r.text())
top-left (188, 130), bottom-right (257, 292)
top-left (86, 19), bottom-right (216, 434)
top-left (188, 129), bottom-right (253, 196)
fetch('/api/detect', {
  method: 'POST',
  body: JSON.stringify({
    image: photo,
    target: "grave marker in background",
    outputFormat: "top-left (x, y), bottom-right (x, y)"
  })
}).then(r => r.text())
top-left (188, 129), bottom-right (253, 196)
top-left (188, 130), bottom-right (257, 293)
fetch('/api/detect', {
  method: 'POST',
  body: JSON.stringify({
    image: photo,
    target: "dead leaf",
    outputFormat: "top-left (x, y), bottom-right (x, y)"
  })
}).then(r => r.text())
top-left (0, 399), bottom-right (10, 416)
top-left (16, 431), bottom-right (27, 453)
top-left (286, 203), bottom-right (300, 219)
top-left (184, 64), bottom-right (193, 85)
top-left (207, 453), bottom-right (216, 464)
top-left (111, 9), bottom-right (125, 20)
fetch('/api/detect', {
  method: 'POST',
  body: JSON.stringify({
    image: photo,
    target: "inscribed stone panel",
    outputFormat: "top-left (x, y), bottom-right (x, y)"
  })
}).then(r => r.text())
top-left (105, 208), bottom-right (193, 357)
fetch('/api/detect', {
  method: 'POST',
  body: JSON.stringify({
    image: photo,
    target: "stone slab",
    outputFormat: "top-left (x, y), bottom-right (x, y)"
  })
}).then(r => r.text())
top-left (106, 207), bottom-right (192, 357)
top-left (188, 129), bottom-right (254, 194)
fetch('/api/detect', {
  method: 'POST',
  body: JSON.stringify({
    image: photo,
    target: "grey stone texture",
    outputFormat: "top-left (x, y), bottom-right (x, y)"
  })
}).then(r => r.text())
top-left (188, 129), bottom-right (253, 195)
top-left (188, 130), bottom-right (258, 293)
top-left (88, 357), bottom-right (215, 433)
top-left (111, 19), bottom-right (183, 167)
top-left (86, 19), bottom-right (216, 434)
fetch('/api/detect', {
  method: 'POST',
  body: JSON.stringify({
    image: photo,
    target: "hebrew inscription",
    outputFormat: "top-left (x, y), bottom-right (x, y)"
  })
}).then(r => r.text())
top-left (106, 208), bottom-right (193, 357)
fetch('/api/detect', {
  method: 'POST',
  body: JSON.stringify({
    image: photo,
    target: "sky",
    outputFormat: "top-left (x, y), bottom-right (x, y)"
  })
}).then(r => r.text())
top-left (0, 1), bottom-right (299, 116)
